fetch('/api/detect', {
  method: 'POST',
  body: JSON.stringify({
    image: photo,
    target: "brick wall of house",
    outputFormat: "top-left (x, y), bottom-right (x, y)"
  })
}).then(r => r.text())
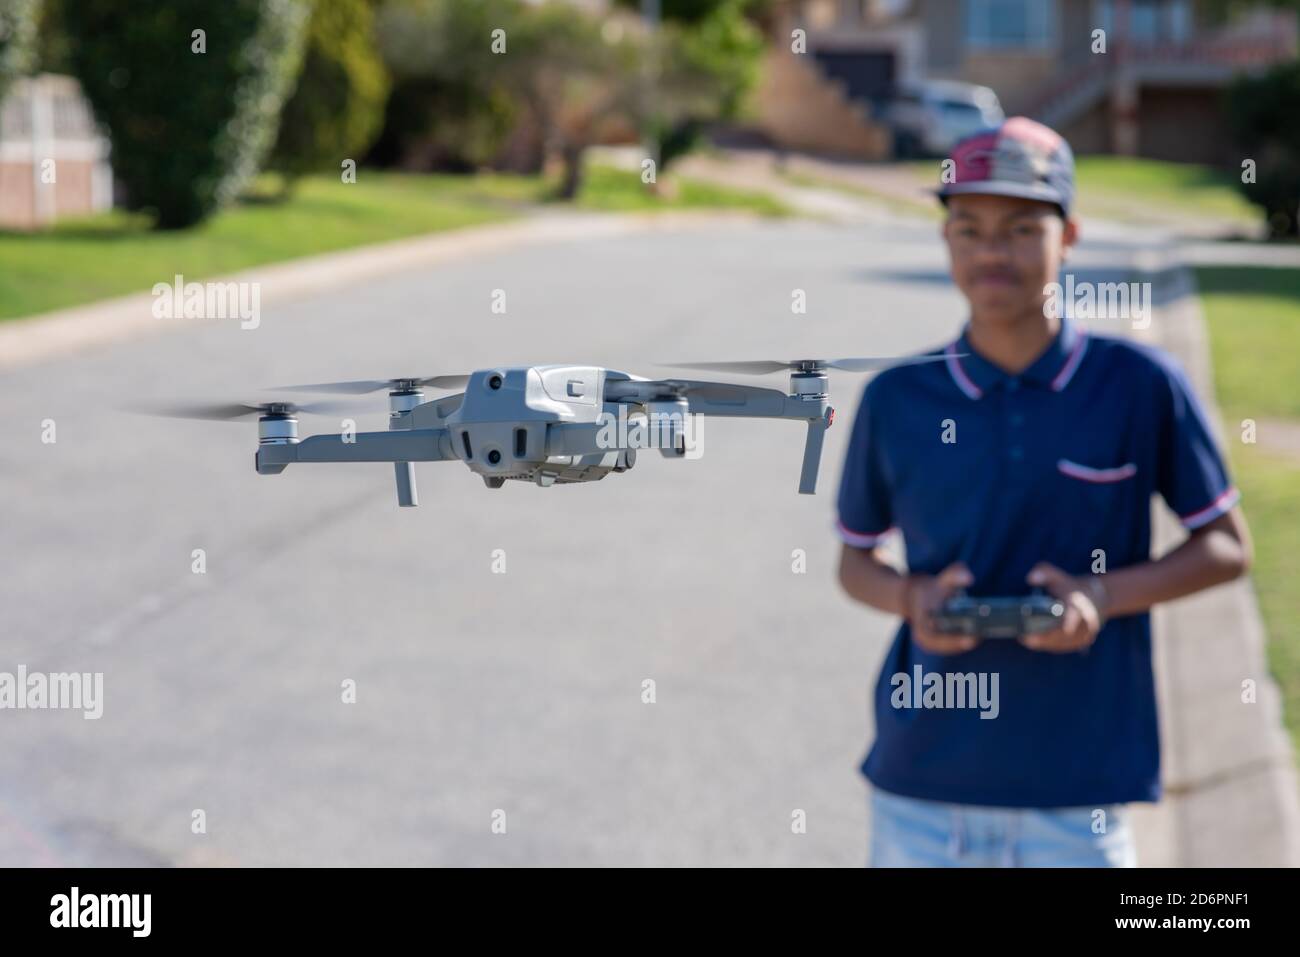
top-left (957, 52), bottom-right (1060, 113)
top-left (0, 163), bottom-right (38, 229)
top-left (0, 74), bottom-right (112, 230)
top-left (1136, 87), bottom-right (1235, 166)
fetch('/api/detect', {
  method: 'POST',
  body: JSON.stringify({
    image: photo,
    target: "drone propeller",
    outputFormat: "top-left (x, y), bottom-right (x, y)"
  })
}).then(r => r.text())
top-left (606, 377), bottom-right (787, 405)
top-left (133, 399), bottom-right (363, 421)
top-left (660, 355), bottom-right (949, 375)
top-left (272, 374), bottom-right (471, 395)
top-left (657, 379), bottom-right (781, 402)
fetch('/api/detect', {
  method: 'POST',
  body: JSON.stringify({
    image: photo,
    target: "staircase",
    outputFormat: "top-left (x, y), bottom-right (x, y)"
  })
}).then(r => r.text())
top-left (754, 49), bottom-right (893, 159)
top-left (1025, 24), bottom-right (1297, 131)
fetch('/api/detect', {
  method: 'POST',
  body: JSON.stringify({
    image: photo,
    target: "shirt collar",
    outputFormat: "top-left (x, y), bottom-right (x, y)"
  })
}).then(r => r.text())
top-left (945, 318), bottom-right (1088, 400)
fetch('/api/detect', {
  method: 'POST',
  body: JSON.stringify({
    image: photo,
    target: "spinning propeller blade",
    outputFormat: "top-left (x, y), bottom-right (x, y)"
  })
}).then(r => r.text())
top-left (272, 374), bottom-right (471, 395)
top-left (660, 355), bottom-right (950, 375)
top-left (132, 399), bottom-right (364, 421)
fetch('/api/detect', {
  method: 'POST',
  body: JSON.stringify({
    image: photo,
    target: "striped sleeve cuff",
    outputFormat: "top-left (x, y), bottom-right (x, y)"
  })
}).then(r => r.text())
top-left (836, 520), bottom-right (895, 548)
top-left (1179, 486), bottom-right (1241, 530)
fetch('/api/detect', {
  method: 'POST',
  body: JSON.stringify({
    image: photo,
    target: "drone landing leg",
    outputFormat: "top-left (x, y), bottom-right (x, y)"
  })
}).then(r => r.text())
top-left (394, 462), bottom-right (418, 507)
top-left (798, 412), bottom-right (832, 495)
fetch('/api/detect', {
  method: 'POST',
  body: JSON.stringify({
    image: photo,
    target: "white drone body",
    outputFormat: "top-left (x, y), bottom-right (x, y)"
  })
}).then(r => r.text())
top-left (161, 356), bottom-right (945, 507)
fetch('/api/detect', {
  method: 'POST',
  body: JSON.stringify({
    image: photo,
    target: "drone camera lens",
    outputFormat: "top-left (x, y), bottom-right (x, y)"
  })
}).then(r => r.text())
top-left (487, 449), bottom-right (502, 465)
top-left (487, 374), bottom-right (503, 390)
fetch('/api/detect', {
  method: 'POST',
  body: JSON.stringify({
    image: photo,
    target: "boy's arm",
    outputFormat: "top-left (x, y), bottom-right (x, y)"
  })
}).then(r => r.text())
top-left (1033, 506), bottom-right (1252, 620)
top-left (841, 507), bottom-right (1252, 657)
top-left (838, 545), bottom-right (979, 655)
top-left (838, 544), bottom-right (908, 617)
top-left (1024, 507), bottom-right (1251, 653)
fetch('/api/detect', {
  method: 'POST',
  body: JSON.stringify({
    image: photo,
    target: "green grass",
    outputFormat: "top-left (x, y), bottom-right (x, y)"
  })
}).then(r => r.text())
top-left (1198, 267), bottom-right (1300, 420)
top-left (575, 163), bottom-right (788, 216)
top-left (1073, 157), bottom-right (1259, 227)
top-left (0, 165), bottom-right (788, 321)
top-left (787, 156), bottom-right (1260, 229)
top-left (1230, 447), bottom-right (1300, 746)
top-left (1196, 264), bottom-right (1300, 748)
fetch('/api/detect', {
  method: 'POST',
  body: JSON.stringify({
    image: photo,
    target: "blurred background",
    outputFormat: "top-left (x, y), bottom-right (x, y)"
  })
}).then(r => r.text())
top-left (0, 0), bottom-right (1297, 866)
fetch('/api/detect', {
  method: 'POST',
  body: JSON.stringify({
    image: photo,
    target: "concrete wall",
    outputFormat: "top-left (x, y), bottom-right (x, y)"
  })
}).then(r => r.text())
top-left (754, 50), bottom-right (893, 159)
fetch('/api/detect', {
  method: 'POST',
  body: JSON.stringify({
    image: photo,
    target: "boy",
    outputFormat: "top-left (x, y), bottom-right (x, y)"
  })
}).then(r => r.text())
top-left (836, 117), bottom-right (1253, 867)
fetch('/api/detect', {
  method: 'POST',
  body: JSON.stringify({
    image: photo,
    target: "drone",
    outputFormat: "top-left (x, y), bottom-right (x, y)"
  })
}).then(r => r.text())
top-left (152, 357), bottom-right (942, 506)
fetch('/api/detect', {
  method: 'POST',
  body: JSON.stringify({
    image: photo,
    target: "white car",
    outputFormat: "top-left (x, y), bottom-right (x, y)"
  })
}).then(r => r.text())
top-left (887, 80), bottom-right (1005, 158)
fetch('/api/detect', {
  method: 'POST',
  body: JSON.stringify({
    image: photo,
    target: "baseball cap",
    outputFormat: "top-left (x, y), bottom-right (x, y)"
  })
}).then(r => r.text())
top-left (936, 116), bottom-right (1075, 218)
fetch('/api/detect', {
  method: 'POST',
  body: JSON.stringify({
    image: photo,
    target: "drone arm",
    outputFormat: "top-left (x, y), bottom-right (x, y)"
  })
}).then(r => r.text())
top-left (680, 392), bottom-right (834, 494)
top-left (257, 428), bottom-right (454, 470)
top-left (682, 389), bottom-right (791, 419)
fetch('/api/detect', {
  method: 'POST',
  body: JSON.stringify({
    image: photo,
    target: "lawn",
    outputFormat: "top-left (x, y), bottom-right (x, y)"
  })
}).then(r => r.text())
top-left (1196, 265), bottom-right (1300, 747)
top-left (0, 165), bottom-right (788, 321)
top-left (1072, 157), bottom-right (1259, 227)
top-left (1199, 267), bottom-right (1300, 420)
top-left (788, 156), bottom-right (1261, 231)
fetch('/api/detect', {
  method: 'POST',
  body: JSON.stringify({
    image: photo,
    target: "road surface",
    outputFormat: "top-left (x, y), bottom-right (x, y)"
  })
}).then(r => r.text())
top-left (0, 212), bottom-right (1137, 866)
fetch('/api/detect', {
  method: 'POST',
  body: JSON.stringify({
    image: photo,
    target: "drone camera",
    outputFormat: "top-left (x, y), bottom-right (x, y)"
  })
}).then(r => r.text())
top-left (487, 373), bottom-right (504, 391)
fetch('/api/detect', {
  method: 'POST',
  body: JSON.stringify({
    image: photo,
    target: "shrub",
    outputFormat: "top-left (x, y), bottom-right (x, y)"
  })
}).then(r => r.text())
top-left (66, 0), bottom-right (309, 228)
top-left (373, 0), bottom-right (521, 171)
top-left (0, 0), bottom-right (41, 101)
top-left (1226, 62), bottom-right (1300, 238)
top-left (270, 0), bottom-right (389, 183)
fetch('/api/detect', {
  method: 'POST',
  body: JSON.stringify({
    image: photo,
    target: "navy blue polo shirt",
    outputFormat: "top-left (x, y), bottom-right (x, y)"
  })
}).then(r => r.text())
top-left (836, 317), bottom-right (1238, 808)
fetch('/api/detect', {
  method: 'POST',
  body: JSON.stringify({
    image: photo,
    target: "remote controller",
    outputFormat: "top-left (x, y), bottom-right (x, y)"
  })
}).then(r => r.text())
top-left (930, 588), bottom-right (1066, 639)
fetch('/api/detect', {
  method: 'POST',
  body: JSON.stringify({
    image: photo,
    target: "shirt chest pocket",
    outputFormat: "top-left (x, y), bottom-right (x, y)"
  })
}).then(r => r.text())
top-left (1053, 456), bottom-right (1144, 539)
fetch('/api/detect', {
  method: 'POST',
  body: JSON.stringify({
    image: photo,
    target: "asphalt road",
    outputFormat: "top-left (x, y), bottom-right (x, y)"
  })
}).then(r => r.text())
top-left (0, 214), bottom-right (1134, 866)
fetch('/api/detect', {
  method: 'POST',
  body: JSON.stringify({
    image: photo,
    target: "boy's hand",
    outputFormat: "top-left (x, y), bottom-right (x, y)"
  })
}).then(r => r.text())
top-left (1021, 563), bottom-right (1105, 653)
top-left (905, 562), bottom-right (978, 655)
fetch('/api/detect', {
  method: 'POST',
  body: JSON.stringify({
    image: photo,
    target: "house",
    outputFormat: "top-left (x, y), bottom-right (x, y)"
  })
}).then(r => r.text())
top-left (0, 74), bottom-right (112, 230)
top-left (754, 0), bottom-right (1297, 163)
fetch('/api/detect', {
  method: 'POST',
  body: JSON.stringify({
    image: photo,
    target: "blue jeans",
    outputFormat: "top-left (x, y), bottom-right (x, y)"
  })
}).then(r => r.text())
top-left (869, 787), bottom-right (1138, 867)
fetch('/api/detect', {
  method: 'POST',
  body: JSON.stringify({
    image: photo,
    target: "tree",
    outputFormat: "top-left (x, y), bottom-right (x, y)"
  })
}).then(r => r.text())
top-left (66, 0), bottom-right (310, 228)
top-left (378, 0), bottom-right (642, 196)
top-left (501, 4), bottom-right (642, 198)
top-left (1226, 61), bottom-right (1300, 238)
top-left (373, 0), bottom-right (520, 171)
top-left (375, 0), bottom-right (760, 198)
top-left (648, 1), bottom-right (763, 170)
top-left (0, 0), bottom-right (41, 103)
top-left (270, 0), bottom-right (389, 186)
